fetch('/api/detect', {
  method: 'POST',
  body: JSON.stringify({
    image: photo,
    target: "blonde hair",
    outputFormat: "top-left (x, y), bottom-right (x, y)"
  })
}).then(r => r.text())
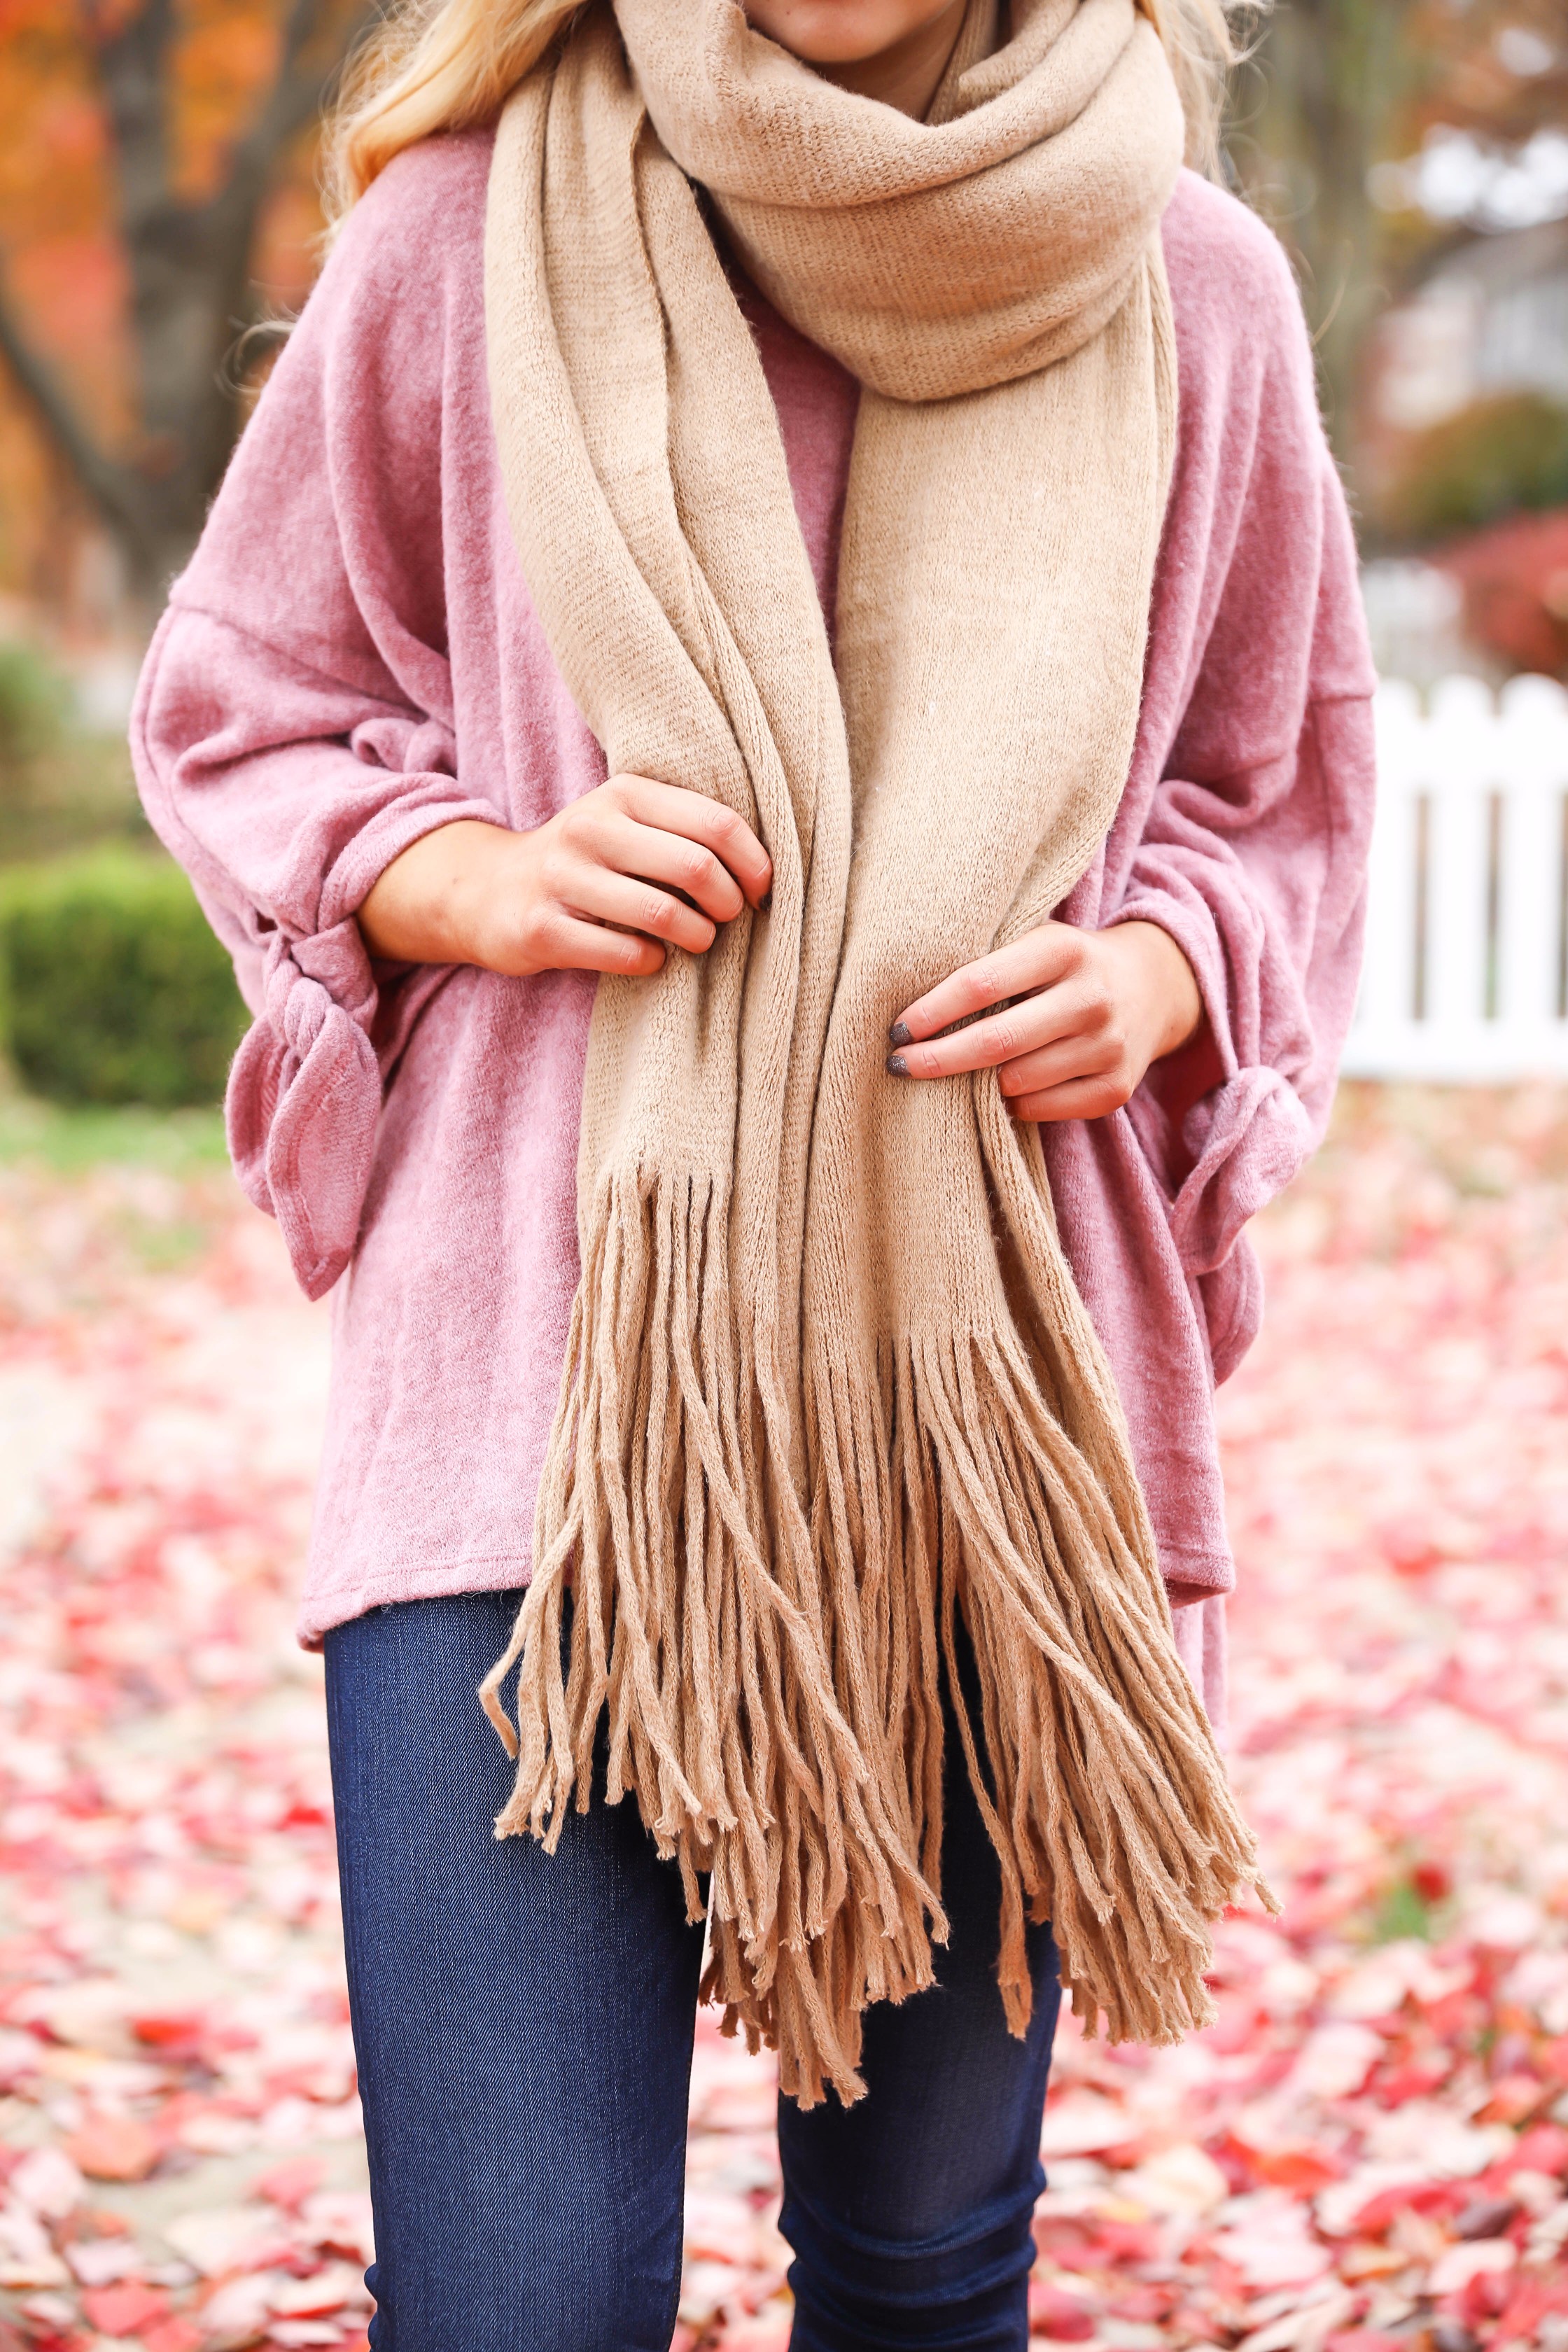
top-left (325, 0), bottom-right (1246, 226)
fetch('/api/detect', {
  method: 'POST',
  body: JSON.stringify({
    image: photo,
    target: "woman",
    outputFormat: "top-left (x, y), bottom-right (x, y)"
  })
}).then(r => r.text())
top-left (133, 0), bottom-right (1376, 2342)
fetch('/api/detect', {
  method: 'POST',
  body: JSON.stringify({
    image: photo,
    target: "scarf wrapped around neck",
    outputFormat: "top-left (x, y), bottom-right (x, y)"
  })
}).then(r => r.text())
top-left (479, 0), bottom-right (1272, 2108)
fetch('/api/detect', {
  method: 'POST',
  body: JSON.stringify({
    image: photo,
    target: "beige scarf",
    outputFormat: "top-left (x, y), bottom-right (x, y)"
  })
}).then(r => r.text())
top-left (479, 0), bottom-right (1271, 2107)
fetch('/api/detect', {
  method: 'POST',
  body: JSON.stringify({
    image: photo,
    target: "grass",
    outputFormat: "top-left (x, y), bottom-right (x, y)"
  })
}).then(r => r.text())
top-left (0, 1093), bottom-right (237, 1282)
top-left (0, 1092), bottom-right (228, 1175)
top-left (1368, 1873), bottom-right (1438, 1945)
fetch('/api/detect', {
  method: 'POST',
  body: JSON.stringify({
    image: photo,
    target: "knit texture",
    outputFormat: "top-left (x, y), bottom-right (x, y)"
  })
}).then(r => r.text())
top-left (476, 0), bottom-right (1270, 2108)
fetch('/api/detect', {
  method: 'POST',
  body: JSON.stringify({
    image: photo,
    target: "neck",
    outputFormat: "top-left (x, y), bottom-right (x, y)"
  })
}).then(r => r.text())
top-left (818, 0), bottom-right (972, 116)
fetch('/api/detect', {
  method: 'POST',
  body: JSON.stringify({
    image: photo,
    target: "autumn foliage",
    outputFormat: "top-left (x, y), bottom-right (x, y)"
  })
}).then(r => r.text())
top-left (0, 0), bottom-right (364, 618)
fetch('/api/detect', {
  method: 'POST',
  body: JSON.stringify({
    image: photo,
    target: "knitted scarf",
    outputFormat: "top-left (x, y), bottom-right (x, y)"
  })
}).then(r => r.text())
top-left (479, 0), bottom-right (1271, 2108)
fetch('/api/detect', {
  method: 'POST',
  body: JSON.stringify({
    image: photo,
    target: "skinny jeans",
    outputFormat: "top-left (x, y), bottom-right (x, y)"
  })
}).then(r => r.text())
top-left (324, 1590), bottom-right (1061, 2352)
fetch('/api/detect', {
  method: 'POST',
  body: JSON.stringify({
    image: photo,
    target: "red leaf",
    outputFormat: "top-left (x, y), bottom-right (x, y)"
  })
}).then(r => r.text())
top-left (1514, 2122), bottom-right (1568, 2174)
top-left (255, 2154), bottom-right (328, 2210)
top-left (141, 2325), bottom-right (204, 2352)
top-left (62, 2113), bottom-right (160, 2183)
top-left (1028, 2284), bottom-right (1096, 2341)
top-left (80, 2281), bottom-right (170, 2336)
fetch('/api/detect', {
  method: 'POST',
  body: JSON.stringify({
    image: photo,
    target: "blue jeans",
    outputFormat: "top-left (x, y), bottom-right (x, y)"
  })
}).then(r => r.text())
top-left (325, 1591), bottom-right (1060, 2351)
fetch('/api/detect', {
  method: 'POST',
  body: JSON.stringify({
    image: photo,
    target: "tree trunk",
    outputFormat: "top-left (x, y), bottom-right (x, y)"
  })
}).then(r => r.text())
top-left (1234, 0), bottom-right (1415, 463)
top-left (0, 0), bottom-right (373, 615)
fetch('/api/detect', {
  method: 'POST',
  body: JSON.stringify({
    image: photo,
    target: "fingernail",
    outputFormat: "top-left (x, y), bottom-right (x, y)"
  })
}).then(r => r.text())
top-left (886, 1052), bottom-right (909, 1077)
top-left (888, 1020), bottom-right (912, 1047)
top-left (758, 890), bottom-right (772, 913)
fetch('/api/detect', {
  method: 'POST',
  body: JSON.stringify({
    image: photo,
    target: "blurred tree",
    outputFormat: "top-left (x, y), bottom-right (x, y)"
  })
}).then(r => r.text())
top-left (0, 632), bottom-right (145, 861)
top-left (1233, 0), bottom-right (1415, 455)
top-left (1236, 0), bottom-right (1568, 460)
top-left (0, 636), bottom-right (68, 774)
top-left (1381, 393), bottom-right (1568, 542)
top-left (1440, 505), bottom-right (1568, 676)
top-left (1398, 0), bottom-right (1568, 152)
top-left (0, 0), bottom-right (371, 610)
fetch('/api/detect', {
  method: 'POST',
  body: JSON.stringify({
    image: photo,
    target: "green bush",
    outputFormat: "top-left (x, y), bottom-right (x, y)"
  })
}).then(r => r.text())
top-left (0, 848), bottom-right (247, 1107)
top-left (1380, 392), bottom-right (1568, 545)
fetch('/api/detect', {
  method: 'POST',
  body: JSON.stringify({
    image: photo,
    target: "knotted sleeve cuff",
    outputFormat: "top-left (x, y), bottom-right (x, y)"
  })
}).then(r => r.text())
top-left (226, 920), bottom-right (386, 1301)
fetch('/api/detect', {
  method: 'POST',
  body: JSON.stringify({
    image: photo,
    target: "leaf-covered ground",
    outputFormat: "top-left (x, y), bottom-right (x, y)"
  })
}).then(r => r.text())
top-left (0, 1084), bottom-right (1565, 2352)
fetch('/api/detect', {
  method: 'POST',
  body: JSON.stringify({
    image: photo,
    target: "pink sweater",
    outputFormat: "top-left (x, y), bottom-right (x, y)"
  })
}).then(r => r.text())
top-left (132, 130), bottom-right (1376, 1728)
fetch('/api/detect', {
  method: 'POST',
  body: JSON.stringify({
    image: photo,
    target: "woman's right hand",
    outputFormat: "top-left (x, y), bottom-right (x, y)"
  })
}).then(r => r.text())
top-left (356, 775), bottom-right (772, 977)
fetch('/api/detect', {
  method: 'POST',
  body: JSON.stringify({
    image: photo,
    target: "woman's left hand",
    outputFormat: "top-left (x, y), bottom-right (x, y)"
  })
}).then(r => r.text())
top-left (886, 920), bottom-right (1204, 1124)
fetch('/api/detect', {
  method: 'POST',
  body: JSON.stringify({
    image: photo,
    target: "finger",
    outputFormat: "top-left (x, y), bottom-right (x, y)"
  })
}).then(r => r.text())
top-left (890, 925), bottom-right (1081, 1046)
top-left (995, 1031), bottom-right (1121, 1100)
top-left (560, 864), bottom-right (720, 956)
top-left (596, 814), bottom-right (746, 925)
top-left (888, 986), bottom-right (1099, 1081)
top-left (1008, 1073), bottom-right (1131, 1125)
top-left (610, 776), bottom-right (772, 906)
top-left (534, 912), bottom-right (667, 979)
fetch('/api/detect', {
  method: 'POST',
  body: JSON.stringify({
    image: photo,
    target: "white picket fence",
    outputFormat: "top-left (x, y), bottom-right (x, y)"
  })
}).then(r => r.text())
top-left (1342, 673), bottom-right (1568, 1082)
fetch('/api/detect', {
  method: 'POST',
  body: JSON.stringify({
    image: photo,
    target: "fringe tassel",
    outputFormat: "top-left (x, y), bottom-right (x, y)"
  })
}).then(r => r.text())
top-left (482, 1170), bottom-right (1274, 2106)
top-left (858, 1324), bottom-right (1278, 2048)
top-left (479, 1166), bottom-right (939, 2109)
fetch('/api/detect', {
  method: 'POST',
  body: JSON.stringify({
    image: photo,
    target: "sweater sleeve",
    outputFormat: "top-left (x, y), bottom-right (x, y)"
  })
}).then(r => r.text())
top-left (1091, 181), bottom-right (1379, 1381)
top-left (1115, 674), bottom-right (1375, 1290)
top-left (131, 140), bottom-right (505, 1301)
top-left (1111, 684), bottom-right (1376, 1383)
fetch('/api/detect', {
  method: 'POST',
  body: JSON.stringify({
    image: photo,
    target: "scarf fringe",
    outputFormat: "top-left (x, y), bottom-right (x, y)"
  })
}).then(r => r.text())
top-left (836, 1324), bottom-right (1279, 2048)
top-left (482, 1168), bottom-right (1274, 2106)
top-left (479, 1166), bottom-right (941, 2110)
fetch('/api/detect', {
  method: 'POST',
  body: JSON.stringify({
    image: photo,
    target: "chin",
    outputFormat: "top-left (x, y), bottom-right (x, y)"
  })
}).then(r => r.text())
top-left (744, 0), bottom-right (930, 66)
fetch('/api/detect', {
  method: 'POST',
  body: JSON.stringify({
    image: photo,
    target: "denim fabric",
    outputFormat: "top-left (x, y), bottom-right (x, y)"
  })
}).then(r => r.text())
top-left (325, 1590), bottom-right (1060, 2352)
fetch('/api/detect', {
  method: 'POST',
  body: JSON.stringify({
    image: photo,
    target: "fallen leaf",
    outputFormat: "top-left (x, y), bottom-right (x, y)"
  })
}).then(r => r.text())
top-left (1428, 2236), bottom-right (1518, 2296)
top-left (64, 2110), bottom-right (161, 2181)
top-left (80, 2278), bottom-right (171, 2335)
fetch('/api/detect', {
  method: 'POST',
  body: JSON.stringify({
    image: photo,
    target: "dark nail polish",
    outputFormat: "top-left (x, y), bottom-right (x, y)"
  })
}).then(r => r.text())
top-left (888, 1020), bottom-right (912, 1047)
top-left (886, 1052), bottom-right (909, 1077)
top-left (758, 890), bottom-right (772, 913)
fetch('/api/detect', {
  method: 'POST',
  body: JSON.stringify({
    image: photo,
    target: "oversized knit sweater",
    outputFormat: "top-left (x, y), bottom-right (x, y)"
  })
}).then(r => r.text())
top-left (132, 128), bottom-right (1378, 1730)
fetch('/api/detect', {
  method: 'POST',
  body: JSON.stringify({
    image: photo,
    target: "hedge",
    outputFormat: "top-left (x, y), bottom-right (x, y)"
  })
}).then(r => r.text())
top-left (0, 848), bottom-right (248, 1107)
